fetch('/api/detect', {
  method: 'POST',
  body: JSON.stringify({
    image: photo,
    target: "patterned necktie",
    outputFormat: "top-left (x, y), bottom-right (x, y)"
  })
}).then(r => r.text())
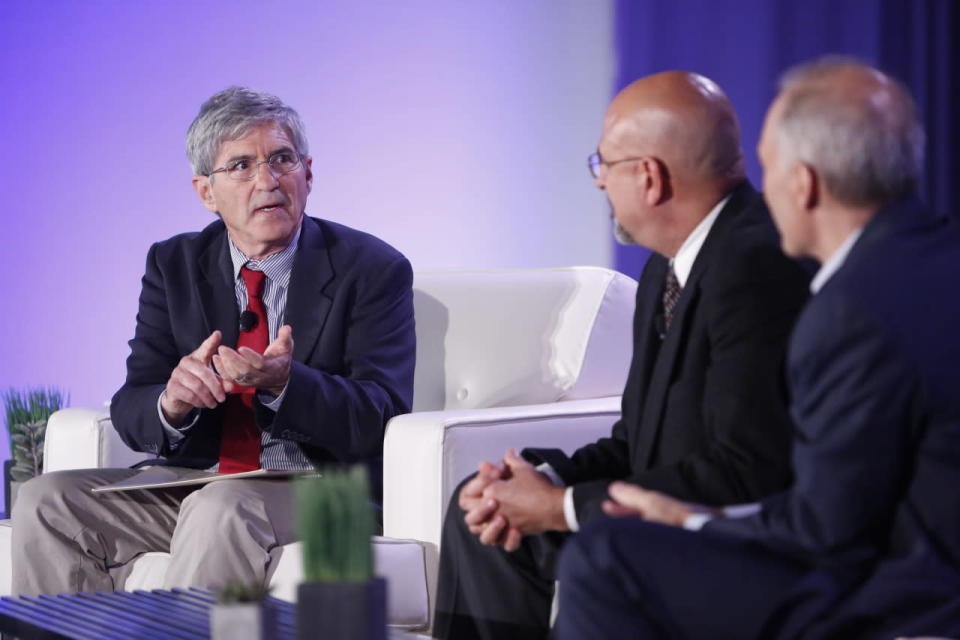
top-left (218, 266), bottom-right (268, 473)
top-left (662, 266), bottom-right (682, 333)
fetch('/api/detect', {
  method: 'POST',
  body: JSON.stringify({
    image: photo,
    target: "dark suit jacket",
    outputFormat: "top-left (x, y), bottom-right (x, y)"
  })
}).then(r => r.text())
top-left (707, 198), bottom-right (960, 638)
top-left (110, 216), bottom-right (416, 493)
top-left (526, 182), bottom-right (811, 525)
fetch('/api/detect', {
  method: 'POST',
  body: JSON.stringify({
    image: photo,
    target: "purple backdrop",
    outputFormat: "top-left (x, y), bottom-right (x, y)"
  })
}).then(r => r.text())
top-left (0, 1), bottom-right (616, 502)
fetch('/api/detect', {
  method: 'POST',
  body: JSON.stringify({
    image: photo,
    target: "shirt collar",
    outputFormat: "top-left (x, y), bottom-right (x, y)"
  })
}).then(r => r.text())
top-left (228, 218), bottom-right (302, 280)
top-left (671, 193), bottom-right (731, 288)
top-left (810, 227), bottom-right (863, 294)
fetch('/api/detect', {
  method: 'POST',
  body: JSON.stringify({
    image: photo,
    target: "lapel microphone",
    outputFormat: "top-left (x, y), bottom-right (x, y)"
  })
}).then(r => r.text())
top-left (654, 313), bottom-right (667, 340)
top-left (239, 310), bottom-right (259, 333)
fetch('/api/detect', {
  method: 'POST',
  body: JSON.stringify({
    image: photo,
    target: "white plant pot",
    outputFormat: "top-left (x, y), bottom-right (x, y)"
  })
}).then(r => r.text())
top-left (210, 602), bottom-right (278, 640)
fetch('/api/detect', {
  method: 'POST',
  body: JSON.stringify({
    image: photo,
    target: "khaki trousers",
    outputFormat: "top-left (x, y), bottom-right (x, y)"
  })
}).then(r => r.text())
top-left (11, 468), bottom-right (295, 596)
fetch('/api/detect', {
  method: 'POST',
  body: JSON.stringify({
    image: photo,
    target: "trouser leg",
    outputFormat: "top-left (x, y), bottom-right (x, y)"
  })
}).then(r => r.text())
top-left (163, 478), bottom-right (295, 591)
top-left (554, 518), bottom-right (808, 640)
top-left (12, 468), bottom-right (187, 596)
top-left (432, 476), bottom-right (566, 640)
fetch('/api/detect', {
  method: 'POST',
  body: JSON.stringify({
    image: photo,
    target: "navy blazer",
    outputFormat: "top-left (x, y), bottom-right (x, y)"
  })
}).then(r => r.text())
top-left (110, 216), bottom-right (416, 491)
top-left (526, 182), bottom-right (811, 525)
top-left (707, 198), bottom-right (960, 636)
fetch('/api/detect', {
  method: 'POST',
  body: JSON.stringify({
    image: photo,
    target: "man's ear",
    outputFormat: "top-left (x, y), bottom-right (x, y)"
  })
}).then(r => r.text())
top-left (638, 157), bottom-right (670, 206)
top-left (192, 175), bottom-right (218, 213)
top-left (793, 163), bottom-right (819, 211)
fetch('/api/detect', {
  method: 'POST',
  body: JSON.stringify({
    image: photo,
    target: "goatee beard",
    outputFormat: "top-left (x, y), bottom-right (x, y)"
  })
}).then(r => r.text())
top-left (613, 221), bottom-right (637, 245)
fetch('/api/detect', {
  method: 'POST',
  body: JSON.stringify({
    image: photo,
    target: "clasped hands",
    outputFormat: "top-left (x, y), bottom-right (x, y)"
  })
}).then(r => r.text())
top-left (461, 449), bottom-right (720, 552)
top-left (459, 449), bottom-right (568, 552)
top-left (159, 326), bottom-right (294, 426)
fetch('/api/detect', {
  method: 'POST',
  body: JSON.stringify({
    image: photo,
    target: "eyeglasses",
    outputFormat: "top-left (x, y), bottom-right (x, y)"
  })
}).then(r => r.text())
top-left (209, 150), bottom-right (303, 181)
top-left (587, 151), bottom-right (644, 179)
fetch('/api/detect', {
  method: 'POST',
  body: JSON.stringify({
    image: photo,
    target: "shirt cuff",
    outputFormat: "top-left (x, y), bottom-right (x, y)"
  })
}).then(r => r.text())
top-left (683, 512), bottom-right (714, 531)
top-left (536, 462), bottom-right (564, 487)
top-left (563, 487), bottom-right (580, 532)
top-left (721, 502), bottom-right (762, 519)
top-left (683, 502), bottom-right (762, 531)
top-left (257, 381), bottom-right (288, 412)
top-left (158, 390), bottom-right (200, 445)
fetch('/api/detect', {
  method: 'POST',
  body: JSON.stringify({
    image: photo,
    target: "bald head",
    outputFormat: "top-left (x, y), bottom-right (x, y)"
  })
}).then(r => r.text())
top-left (603, 71), bottom-right (744, 187)
top-left (769, 58), bottom-right (923, 207)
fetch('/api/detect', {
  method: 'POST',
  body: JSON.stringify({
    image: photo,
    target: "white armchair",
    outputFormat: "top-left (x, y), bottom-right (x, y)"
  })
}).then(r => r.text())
top-left (0, 266), bottom-right (637, 632)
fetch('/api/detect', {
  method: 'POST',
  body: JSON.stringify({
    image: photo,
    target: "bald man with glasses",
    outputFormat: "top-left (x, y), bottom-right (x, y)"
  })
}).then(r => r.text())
top-left (432, 71), bottom-right (811, 640)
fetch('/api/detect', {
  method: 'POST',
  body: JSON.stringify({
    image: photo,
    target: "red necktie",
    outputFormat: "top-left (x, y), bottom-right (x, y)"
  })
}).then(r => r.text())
top-left (218, 266), bottom-right (268, 473)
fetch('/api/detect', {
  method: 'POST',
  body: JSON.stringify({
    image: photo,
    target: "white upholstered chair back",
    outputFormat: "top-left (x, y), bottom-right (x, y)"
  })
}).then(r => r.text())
top-left (411, 267), bottom-right (637, 412)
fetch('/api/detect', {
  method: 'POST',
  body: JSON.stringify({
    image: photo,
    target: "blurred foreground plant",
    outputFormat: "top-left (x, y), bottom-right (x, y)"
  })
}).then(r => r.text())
top-left (217, 581), bottom-right (273, 604)
top-left (295, 465), bottom-right (374, 583)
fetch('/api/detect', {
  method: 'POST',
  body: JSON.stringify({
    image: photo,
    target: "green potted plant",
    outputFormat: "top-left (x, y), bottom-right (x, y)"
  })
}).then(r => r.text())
top-left (210, 581), bottom-right (278, 640)
top-left (3, 387), bottom-right (67, 513)
top-left (295, 465), bottom-right (385, 640)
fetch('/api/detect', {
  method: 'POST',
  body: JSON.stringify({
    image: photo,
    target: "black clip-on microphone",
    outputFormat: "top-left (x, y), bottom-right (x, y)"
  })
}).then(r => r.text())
top-left (654, 313), bottom-right (668, 341)
top-left (239, 310), bottom-right (259, 333)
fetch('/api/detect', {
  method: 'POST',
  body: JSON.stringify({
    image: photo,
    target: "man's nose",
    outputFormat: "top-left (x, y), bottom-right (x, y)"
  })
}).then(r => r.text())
top-left (594, 172), bottom-right (606, 190)
top-left (253, 162), bottom-right (281, 189)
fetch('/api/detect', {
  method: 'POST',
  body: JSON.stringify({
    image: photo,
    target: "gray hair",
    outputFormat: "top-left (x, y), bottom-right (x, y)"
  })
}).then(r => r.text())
top-left (774, 57), bottom-right (924, 207)
top-left (186, 86), bottom-right (309, 176)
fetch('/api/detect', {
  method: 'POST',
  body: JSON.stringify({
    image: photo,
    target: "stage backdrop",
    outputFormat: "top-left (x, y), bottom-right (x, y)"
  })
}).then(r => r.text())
top-left (613, 0), bottom-right (958, 276)
top-left (0, 0), bottom-right (616, 487)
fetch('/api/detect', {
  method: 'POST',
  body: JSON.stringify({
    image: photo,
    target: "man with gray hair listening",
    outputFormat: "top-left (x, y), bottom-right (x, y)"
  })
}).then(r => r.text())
top-left (12, 87), bottom-right (416, 595)
top-left (554, 58), bottom-right (960, 639)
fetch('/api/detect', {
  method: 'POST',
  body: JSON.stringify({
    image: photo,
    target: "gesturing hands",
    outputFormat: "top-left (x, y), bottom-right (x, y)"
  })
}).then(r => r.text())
top-left (160, 327), bottom-right (294, 426)
top-left (460, 449), bottom-right (567, 553)
top-left (161, 331), bottom-right (226, 426)
top-left (214, 324), bottom-right (294, 396)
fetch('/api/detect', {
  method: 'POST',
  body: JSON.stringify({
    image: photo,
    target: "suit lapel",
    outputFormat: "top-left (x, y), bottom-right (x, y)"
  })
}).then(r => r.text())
top-left (634, 183), bottom-right (754, 470)
top-left (197, 231), bottom-right (240, 348)
top-left (286, 217), bottom-right (335, 363)
top-left (628, 255), bottom-right (668, 443)
top-left (635, 281), bottom-right (701, 470)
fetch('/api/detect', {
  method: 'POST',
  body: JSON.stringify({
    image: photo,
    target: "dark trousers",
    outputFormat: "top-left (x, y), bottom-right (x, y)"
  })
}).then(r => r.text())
top-left (432, 477), bottom-right (570, 640)
top-left (554, 517), bottom-right (960, 640)
top-left (553, 518), bottom-right (810, 640)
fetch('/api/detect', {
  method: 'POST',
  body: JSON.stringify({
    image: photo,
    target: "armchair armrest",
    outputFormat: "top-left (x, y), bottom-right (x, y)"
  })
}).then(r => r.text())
top-left (382, 396), bottom-right (620, 620)
top-left (382, 396), bottom-right (619, 546)
top-left (44, 407), bottom-right (151, 473)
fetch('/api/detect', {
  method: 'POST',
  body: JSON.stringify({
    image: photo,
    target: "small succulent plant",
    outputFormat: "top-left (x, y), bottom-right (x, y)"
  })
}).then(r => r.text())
top-left (295, 465), bottom-right (375, 583)
top-left (217, 580), bottom-right (273, 603)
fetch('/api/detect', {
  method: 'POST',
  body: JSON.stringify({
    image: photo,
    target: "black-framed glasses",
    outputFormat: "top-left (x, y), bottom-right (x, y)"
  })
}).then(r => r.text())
top-left (209, 150), bottom-right (303, 181)
top-left (587, 151), bottom-right (645, 179)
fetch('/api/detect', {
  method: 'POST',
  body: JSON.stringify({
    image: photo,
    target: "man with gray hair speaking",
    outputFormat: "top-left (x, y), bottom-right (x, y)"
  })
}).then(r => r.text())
top-left (554, 58), bottom-right (960, 639)
top-left (12, 87), bottom-right (416, 595)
